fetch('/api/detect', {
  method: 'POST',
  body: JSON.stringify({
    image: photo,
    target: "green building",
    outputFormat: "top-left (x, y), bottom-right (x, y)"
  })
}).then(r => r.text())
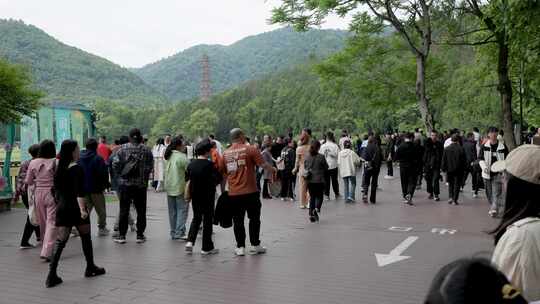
top-left (0, 103), bottom-right (95, 211)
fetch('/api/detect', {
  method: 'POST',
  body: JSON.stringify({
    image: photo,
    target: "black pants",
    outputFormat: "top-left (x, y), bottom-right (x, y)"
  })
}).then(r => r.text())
top-left (256, 169), bottom-right (262, 192)
top-left (362, 168), bottom-right (380, 203)
top-left (387, 160), bottom-right (393, 176)
top-left (447, 171), bottom-right (463, 202)
top-left (324, 168), bottom-right (340, 197)
top-left (280, 170), bottom-right (294, 199)
top-left (187, 198), bottom-right (215, 251)
top-left (307, 183), bottom-right (324, 213)
top-left (262, 179), bottom-right (271, 198)
top-left (400, 166), bottom-right (417, 198)
top-left (21, 193), bottom-right (40, 246)
top-left (425, 168), bottom-right (441, 196)
top-left (118, 185), bottom-right (147, 237)
top-left (231, 193), bottom-right (262, 248)
top-left (463, 167), bottom-right (481, 193)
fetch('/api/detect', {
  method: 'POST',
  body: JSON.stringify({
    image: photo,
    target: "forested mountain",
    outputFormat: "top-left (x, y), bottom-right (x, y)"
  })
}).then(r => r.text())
top-left (0, 19), bottom-right (166, 105)
top-left (133, 27), bottom-right (349, 100)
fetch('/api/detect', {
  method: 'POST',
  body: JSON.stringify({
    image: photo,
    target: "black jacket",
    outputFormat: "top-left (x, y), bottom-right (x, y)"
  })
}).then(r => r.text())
top-left (213, 191), bottom-right (233, 228)
top-left (423, 139), bottom-right (443, 171)
top-left (364, 143), bottom-right (383, 170)
top-left (395, 141), bottom-right (419, 168)
top-left (463, 139), bottom-right (477, 167)
top-left (385, 138), bottom-right (396, 159)
top-left (78, 149), bottom-right (110, 193)
top-left (442, 143), bottom-right (466, 173)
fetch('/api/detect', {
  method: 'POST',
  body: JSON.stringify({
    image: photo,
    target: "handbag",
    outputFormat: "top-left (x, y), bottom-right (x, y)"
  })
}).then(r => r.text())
top-left (184, 180), bottom-right (192, 202)
top-left (27, 187), bottom-right (39, 226)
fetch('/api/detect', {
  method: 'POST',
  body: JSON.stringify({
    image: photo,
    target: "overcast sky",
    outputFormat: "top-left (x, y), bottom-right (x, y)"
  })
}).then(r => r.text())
top-left (0, 0), bottom-right (349, 68)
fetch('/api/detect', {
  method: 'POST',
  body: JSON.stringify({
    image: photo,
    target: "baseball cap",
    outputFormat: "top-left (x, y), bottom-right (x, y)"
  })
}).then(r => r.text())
top-left (491, 145), bottom-right (540, 185)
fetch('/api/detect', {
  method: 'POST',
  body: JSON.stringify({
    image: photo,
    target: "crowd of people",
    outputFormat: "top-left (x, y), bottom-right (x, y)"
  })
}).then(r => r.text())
top-left (9, 124), bottom-right (540, 301)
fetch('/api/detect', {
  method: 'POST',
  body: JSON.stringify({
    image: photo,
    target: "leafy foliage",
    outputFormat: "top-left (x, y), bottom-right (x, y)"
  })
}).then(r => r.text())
top-left (0, 19), bottom-right (166, 105)
top-left (133, 27), bottom-right (349, 101)
top-left (0, 58), bottom-right (43, 123)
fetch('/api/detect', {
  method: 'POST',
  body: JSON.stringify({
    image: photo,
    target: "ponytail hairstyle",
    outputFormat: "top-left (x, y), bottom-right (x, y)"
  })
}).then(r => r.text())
top-left (164, 136), bottom-right (184, 160)
top-left (54, 140), bottom-right (79, 191)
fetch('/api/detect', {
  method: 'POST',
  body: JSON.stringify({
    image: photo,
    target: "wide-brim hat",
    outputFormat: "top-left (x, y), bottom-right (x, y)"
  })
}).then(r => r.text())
top-left (491, 144), bottom-right (540, 185)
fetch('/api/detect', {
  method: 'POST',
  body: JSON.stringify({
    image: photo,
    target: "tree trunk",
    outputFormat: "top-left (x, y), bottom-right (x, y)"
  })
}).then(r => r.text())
top-left (497, 40), bottom-right (516, 150)
top-left (416, 54), bottom-right (434, 132)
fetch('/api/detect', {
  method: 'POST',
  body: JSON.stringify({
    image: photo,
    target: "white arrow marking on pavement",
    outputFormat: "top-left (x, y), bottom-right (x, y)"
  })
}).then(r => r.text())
top-left (389, 226), bottom-right (413, 232)
top-left (431, 228), bottom-right (457, 235)
top-left (375, 236), bottom-right (419, 267)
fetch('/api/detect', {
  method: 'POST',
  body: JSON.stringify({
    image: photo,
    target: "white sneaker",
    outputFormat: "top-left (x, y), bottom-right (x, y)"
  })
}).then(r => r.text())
top-left (201, 248), bottom-right (219, 255)
top-left (249, 245), bottom-right (267, 255)
top-left (235, 247), bottom-right (246, 256)
top-left (185, 242), bottom-right (193, 253)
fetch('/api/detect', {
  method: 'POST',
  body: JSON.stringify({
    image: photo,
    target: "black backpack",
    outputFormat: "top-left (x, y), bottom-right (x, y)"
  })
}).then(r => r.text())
top-left (120, 146), bottom-right (144, 178)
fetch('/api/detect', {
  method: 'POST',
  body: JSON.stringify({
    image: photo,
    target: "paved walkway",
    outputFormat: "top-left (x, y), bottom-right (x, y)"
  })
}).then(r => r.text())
top-left (0, 173), bottom-right (497, 304)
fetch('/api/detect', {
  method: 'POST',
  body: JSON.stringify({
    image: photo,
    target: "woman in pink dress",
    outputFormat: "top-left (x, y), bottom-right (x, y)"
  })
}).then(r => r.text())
top-left (25, 140), bottom-right (57, 261)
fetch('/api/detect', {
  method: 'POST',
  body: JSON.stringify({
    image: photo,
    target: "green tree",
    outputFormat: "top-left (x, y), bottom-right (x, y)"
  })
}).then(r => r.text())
top-left (271, 0), bottom-right (439, 132)
top-left (0, 59), bottom-right (42, 123)
top-left (183, 108), bottom-right (218, 139)
top-left (444, 0), bottom-right (540, 148)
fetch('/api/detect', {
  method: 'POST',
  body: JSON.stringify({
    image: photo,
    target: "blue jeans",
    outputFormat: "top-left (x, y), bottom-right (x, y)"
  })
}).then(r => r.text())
top-left (343, 176), bottom-right (357, 201)
top-left (167, 195), bottom-right (189, 239)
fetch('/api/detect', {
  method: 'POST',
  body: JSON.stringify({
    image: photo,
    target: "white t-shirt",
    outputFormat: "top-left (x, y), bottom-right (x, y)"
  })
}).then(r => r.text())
top-left (444, 137), bottom-right (453, 148)
top-left (320, 141), bottom-right (339, 170)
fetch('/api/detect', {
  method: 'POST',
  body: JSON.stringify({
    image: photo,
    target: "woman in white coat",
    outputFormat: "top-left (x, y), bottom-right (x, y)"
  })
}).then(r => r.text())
top-left (152, 138), bottom-right (166, 192)
top-left (491, 145), bottom-right (540, 302)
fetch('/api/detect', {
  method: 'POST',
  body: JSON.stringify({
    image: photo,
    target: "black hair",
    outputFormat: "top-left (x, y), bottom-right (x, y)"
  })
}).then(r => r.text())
top-left (99, 136), bottom-right (106, 142)
top-left (473, 127), bottom-right (480, 132)
top-left (129, 128), bottom-right (143, 144)
top-left (303, 128), bottom-right (312, 136)
top-left (451, 134), bottom-right (460, 143)
top-left (85, 138), bottom-right (98, 150)
top-left (309, 140), bottom-right (321, 156)
top-left (156, 138), bottom-right (165, 146)
top-left (119, 136), bottom-right (129, 145)
top-left (54, 140), bottom-right (79, 192)
top-left (491, 174), bottom-right (540, 244)
top-left (195, 139), bottom-right (213, 157)
top-left (466, 132), bottom-right (474, 139)
top-left (326, 131), bottom-right (335, 142)
top-left (209, 134), bottom-right (215, 139)
top-left (424, 258), bottom-right (527, 304)
top-left (487, 126), bottom-right (499, 134)
top-left (28, 144), bottom-right (40, 158)
top-left (38, 139), bottom-right (56, 159)
top-left (164, 136), bottom-right (183, 160)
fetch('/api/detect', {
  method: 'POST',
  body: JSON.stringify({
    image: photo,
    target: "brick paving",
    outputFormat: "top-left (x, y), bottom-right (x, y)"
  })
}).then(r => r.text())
top-left (0, 173), bottom-right (497, 304)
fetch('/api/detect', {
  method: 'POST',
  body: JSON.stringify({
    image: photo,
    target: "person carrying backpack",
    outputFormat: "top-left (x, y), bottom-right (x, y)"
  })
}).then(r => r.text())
top-left (112, 128), bottom-right (153, 244)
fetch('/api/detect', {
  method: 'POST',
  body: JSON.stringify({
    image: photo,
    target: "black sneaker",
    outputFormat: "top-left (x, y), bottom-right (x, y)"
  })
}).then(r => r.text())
top-left (113, 236), bottom-right (126, 244)
top-left (434, 196), bottom-right (440, 202)
top-left (428, 194), bottom-right (434, 200)
top-left (405, 195), bottom-right (414, 206)
top-left (85, 265), bottom-right (106, 277)
top-left (136, 235), bottom-right (146, 244)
